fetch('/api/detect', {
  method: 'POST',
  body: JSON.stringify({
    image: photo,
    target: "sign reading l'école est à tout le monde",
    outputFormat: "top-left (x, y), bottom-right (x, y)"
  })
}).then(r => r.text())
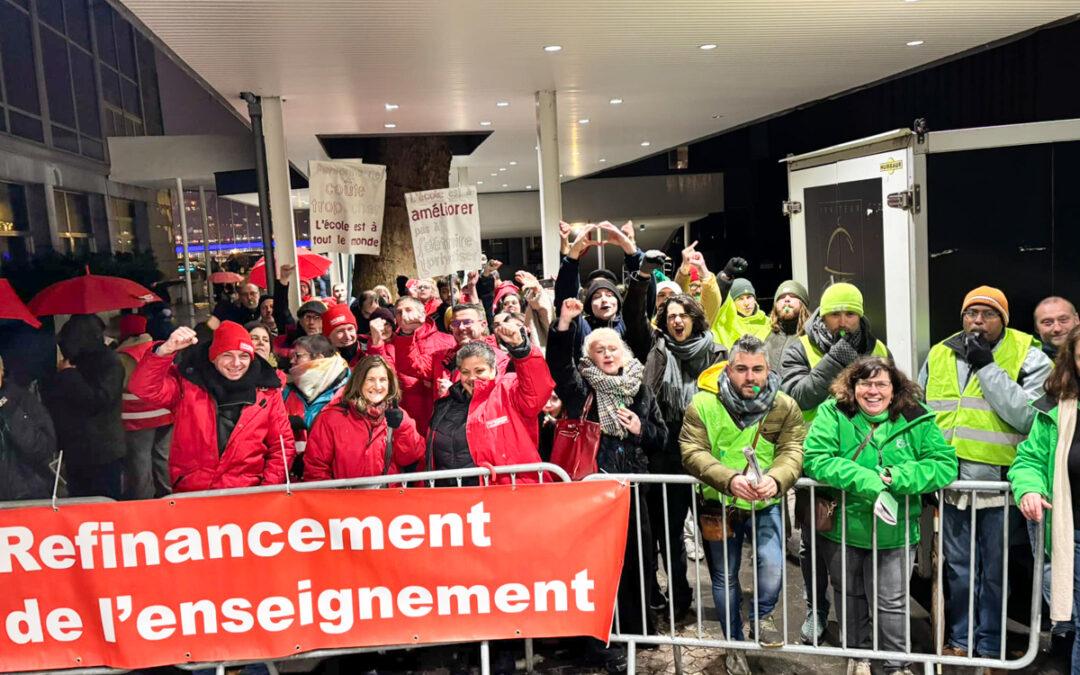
top-left (405, 185), bottom-right (482, 279)
top-left (308, 160), bottom-right (387, 256)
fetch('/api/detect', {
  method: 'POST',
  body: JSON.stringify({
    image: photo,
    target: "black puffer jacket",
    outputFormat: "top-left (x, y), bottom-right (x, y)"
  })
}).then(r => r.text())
top-left (427, 382), bottom-right (474, 485)
top-left (42, 315), bottom-right (125, 465)
top-left (0, 380), bottom-right (57, 501)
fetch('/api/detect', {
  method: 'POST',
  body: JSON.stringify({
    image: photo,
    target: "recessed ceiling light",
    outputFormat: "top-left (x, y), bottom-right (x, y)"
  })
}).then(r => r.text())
top-left (490, 173), bottom-right (498, 177)
top-left (499, 167), bottom-right (507, 172)
top-left (534, 145), bottom-right (540, 151)
top-left (384, 103), bottom-right (399, 111)
top-left (699, 43), bottom-right (717, 50)
top-left (578, 118), bottom-right (590, 125)
top-left (598, 158), bottom-right (607, 163)
top-left (383, 123), bottom-right (396, 129)
top-left (526, 185), bottom-right (533, 189)
top-left (609, 98), bottom-right (623, 105)
top-left (496, 101), bottom-right (510, 107)
top-left (640, 141), bottom-right (651, 147)
top-left (477, 180), bottom-right (484, 185)
top-left (904, 0), bottom-right (920, 3)
top-left (543, 45), bottom-right (562, 52)
top-left (906, 40), bottom-right (924, 46)
top-left (509, 161), bottom-right (517, 166)
top-left (712, 113), bottom-right (724, 119)
top-left (479, 120), bottom-right (492, 126)
top-left (501, 183), bottom-right (508, 188)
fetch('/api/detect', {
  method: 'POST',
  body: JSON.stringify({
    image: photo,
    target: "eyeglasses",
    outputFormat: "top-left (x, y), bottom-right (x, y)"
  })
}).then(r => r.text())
top-left (963, 308), bottom-right (1000, 321)
top-left (451, 319), bottom-right (476, 329)
top-left (855, 380), bottom-right (893, 391)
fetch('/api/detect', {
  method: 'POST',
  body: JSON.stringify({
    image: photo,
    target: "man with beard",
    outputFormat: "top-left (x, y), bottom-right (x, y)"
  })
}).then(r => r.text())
top-left (779, 281), bottom-right (890, 645)
top-left (765, 280), bottom-right (810, 375)
top-left (1033, 296), bottom-right (1079, 360)
top-left (625, 253), bottom-right (726, 620)
top-left (210, 282), bottom-right (261, 328)
top-left (432, 303), bottom-right (511, 396)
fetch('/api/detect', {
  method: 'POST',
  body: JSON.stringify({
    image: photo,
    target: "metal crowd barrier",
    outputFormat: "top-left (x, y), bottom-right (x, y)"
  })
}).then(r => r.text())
top-left (583, 473), bottom-right (1045, 675)
top-left (2, 463), bottom-right (570, 675)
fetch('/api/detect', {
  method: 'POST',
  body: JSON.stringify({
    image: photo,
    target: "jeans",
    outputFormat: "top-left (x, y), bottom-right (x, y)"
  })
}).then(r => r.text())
top-left (942, 502), bottom-right (1022, 657)
top-left (1069, 530), bottom-right (1080, 674)
top-left (123, 425), bottom-right (173, 500)
top-left (823, 539), bottom-right (916, 671)
top-left (646, 482), bottom-right (693, 613)
top-left (703, 503), bottom-right (783, 640)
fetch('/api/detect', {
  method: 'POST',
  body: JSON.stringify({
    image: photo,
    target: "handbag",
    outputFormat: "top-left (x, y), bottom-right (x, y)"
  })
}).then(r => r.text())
top-left (814, 424), bottom-right (878, 532)
top-left (550, 393), bottom-right (603, 481)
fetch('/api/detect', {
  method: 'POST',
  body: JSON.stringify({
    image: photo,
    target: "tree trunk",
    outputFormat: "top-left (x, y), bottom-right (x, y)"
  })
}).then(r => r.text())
top-left (353, 136), bottom-right (453, 295)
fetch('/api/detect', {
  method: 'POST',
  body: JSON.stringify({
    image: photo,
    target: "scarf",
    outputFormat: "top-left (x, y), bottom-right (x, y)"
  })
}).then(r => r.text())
top-left (655, 332), bottom-right (715, 421)
top-left (579, 357), bottom-right (644, 439)
top-left (1051, 399), bottom-right (1079, 622)
top-left (288, 355), bottom-right (349, 402)
top-left (717, 369), bottom-right (780, 430)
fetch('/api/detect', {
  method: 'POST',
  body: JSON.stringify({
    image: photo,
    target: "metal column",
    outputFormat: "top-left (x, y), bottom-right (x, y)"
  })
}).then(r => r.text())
top-left (240, 92), bottom-right (277, 297)
top-left (174, 177), bottom-right (194, 326)
top-left (199, 186), bottom-right (213, 305)
top-left (535, 90), bottom-right (563, 278)
top-left (261, 96), bottom-right (300, 313)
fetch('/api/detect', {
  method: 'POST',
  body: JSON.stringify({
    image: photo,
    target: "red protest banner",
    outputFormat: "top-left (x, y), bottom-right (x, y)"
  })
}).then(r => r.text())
top-left (0, 482), bottom-right (629, 672)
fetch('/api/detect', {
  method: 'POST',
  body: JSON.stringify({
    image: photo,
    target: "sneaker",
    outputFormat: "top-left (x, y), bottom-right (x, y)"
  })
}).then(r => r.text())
top-left (845, 659), bottom-right (871, 675)
top-left (684, 536), bottom-right (705, 561)
top-left (724, 650), bottom-right (750, 675)
top-left (800, 610), bottom-right (827, 645)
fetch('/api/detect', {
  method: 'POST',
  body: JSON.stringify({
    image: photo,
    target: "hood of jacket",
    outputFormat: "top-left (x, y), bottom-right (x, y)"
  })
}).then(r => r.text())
top-left (58, 314), bottom-right (108, 362)
top-left (584, 278), bottom-right (623, 327)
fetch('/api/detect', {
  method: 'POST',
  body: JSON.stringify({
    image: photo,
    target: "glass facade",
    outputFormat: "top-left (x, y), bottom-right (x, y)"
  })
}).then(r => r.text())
top-left (53, 187), bottom-right (93, 254)
top-left (108, 195), bottom-right (134, 252)
top-left (0, 180), bottom-right (32, 262)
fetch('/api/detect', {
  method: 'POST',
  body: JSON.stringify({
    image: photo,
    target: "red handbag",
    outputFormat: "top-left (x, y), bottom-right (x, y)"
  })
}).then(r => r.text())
top-left (550, 393), bottom-right (603, 480)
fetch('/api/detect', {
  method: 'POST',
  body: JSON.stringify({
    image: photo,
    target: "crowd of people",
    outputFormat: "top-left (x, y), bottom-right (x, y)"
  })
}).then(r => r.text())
top-left (2, 220), bottom-right (1080, 675)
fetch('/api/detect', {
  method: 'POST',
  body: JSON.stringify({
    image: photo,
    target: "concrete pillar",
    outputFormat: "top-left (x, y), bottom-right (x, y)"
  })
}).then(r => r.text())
top-left (199, 186), bottom-right (213, 304)
top-left (174, 177), bottom-right (194, 325)
top-left (450, 166), bottom-right (470, 188)
top-left (535, 90), bottom-right (562, 278)
top-left (261, 96), bottom-right (300, 314)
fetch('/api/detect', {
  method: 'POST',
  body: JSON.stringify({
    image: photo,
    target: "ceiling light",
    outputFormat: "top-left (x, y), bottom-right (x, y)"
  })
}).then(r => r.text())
top-left (906, 40), bottom-right (924, 46)
top-left (712, 113), bottom-right (724, 119)
top-left (609, 98), bottom-right (623, 105)
top-left (699, 44), bottom-right (717, 50)
top-left (383, 123), bottom-right (396, 129)
top-left (598, 158), bottom-right (607, 163)
top-left (509, 161), bottom-right (517, 166)
top-left (501, 183), bottom-right (508, 188)
top-left (477, 180), bottom-right (484, 185)
top-left (578, 118), bottom-right (590, 125)
top-left (496, 101), bottom-right (510, 107)
top-left (526, 185), bottom-right (533, 189)
top-left (479, 120), bottom-right (492, 126)
top-left (640, 141), bottom-right (651, 147)
top-left (543, 45), bottom-right (562, 52)
top-left (499, 167), bottom-right (507, 172)
top-left (490, 173), bottom-right (498, 177)
top-left (384, 103), bottom-right (399, 110)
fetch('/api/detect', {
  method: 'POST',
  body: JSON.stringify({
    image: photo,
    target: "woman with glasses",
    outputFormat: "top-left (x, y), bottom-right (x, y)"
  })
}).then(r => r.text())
top-left (282, 335), bottom-right (349, 474)
top-left (804, 356), bottom-right (956, 675)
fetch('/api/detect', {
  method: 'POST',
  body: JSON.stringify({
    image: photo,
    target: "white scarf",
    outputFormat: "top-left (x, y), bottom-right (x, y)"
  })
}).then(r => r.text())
top-left (288, 355), bottom-right (349, 402)
top-left (1051, 399), bottom-right (1078, 622)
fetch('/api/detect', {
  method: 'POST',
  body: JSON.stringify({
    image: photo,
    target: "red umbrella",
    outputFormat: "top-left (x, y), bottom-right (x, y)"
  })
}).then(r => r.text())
top-left (0, 279), bottom-right (42, 328)
top-left (209, 271), bottom-right (245, 284)
top-left (28, 267), bottom-right (160, 316)
top-left (248, 248), bottom-right (332, 288)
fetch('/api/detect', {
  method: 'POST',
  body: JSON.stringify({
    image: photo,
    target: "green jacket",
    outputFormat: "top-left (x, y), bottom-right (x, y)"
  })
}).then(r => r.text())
top-left (804, 398), bottom-right (958, 549)
top-left (1008, 395), bottom-right (1074, 556)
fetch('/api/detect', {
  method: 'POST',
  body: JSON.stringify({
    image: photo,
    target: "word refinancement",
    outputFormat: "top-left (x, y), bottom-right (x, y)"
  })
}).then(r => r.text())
top-left (0, 502), bottom-right (492, 573)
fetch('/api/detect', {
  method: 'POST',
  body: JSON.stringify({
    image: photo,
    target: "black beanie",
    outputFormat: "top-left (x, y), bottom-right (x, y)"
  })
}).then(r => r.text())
top-left (585, 278), bottom-right (622, 317)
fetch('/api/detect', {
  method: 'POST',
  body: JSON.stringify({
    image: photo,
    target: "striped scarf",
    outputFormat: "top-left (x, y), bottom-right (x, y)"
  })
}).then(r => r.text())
top-left (578, 357), bottom-right (644, 438)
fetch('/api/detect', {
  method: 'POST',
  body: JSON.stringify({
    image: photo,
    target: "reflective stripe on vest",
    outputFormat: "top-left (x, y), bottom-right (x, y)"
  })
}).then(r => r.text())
top-left (924, 328), bottom-right (1032, 466)
top-left (691, 391), bottom-right (778, 511)
top-left (798, 334), bottom-right (889, 423)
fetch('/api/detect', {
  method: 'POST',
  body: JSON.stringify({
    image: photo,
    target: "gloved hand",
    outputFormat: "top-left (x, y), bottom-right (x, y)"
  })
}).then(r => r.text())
top-left (828, 337), bottom-right (859, 366)
top-left (964, 333), bottom-right (995, 370)
top-left (842, 329), bottom-right (862, 350)
top-left (639, 249), bottom-right (668, 277)
top-left (722, 257), bottom-right (749, 279)
top-left (385, 406), bottom-right (404, 430)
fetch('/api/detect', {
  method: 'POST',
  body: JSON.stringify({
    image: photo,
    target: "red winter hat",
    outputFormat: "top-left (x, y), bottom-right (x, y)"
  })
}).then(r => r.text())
top-left (322, 303), bottom-right (357, 337)
top-left (118, 314), bottom-right (147, 341)
top-left (688, 266), bottom-right (701, 282)
top-left (494, 281), bottom-right (521, 309)
top-left (210, 321), bottom-right (255, 361)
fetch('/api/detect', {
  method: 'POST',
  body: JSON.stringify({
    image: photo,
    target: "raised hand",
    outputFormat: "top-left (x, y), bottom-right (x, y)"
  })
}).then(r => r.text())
top-left (277, 263), bottom-right (296, 283)
top-left (568, 224), bottom-right (599, 260)
top-left (681, 240), bottom-right (700, 275)
top-left (157, 326), bottom-right (198, 356)
top-left (482, 258), bottom-right (503, 277)
top-left (368, 318), bottom-right (388, 347)
top-left (598, 220), bottom-right (636, 255)
top-left (495, 323), bottom-right (525, 348)
top-left (557, 297), bottom-right (584, 331)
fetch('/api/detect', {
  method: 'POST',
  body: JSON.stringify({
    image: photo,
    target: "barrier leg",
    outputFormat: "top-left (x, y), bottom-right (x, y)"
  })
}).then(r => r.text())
top-left (673, 645), bottom-right (684, 675)
top-left (524, 637), bottom-right (534, 673)
top-left (626, 640), bottom-right (637, 675)
top-left (480, 640), bottom-right (490, 675)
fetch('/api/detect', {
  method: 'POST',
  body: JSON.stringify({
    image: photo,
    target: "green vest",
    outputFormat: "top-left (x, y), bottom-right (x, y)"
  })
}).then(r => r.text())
top-left (925, 328), bottom-right (1033, 466)
top-left (798, 334), bottom-right (890, 423)
top-left (711, 294), bottom-right (772, 349)
top-left (692, 391), bottom-right (778, 511)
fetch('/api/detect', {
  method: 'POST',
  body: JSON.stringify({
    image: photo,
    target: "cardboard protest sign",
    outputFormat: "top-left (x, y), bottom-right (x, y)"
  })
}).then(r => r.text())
top-left (405, 185), bottom-right (482, 278)
top-left (308, 160), bottom-right (386, 255)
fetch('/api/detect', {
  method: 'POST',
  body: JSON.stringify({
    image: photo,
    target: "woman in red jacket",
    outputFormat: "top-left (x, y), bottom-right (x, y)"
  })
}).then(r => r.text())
top-left (303, 355), bottom-right (424, 480)
top-left (128, 321), bottom-right (295, 492)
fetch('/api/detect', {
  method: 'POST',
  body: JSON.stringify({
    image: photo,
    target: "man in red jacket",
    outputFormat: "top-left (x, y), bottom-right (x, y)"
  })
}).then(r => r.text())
top-left (431, 303), bottom-right (511, 398)
top-left (129, 321), bottom-right (295, 492)
top-left (116, 314), bottom-right (173, 499)
top-left (322, 303), bottom-right (361, 366)
top-left (367, 296), bottom-right (455, 435)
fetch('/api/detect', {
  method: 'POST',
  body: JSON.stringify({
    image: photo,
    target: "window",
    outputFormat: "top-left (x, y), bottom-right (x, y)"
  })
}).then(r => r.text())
top-left (109, 196), bottom-right (135, 252)
top-left (0, 0), bottom-right (44, 142)
top-left (0, 181), bottom-right (32, 264)
top-left (93, 2), bottom-right (150, 139)
top-left (54, 188), bottom-right (93, 254)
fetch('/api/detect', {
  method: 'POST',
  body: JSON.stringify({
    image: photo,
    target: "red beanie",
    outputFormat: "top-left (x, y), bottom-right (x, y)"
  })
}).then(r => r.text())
top-left (322, 304), bottom-right (357, 337)
top-left (118, 314), bottom-right (147, 341)
top-left (689, 266), bottom-right (701, 282)
top-left (210, 320), bottom-right (255, 361)
top-left (494, 281), bottom-right (521, 309)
